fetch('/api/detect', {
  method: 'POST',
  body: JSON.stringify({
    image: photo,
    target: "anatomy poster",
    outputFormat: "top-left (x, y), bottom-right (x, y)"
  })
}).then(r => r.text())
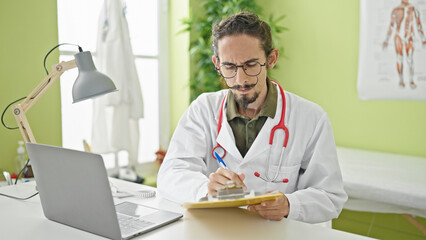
top-left (358, 0), bottom-right (426, 100)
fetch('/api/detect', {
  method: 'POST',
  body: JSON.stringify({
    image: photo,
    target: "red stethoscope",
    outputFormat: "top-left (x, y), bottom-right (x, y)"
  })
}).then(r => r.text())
top-left (212, 80), bottom-right (289, 183)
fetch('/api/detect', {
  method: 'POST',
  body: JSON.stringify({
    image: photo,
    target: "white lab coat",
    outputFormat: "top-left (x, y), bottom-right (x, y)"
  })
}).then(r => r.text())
top-left (92, 0), bottom-right (144, 166)
top-left (157, 83), bottom-right (347, 223)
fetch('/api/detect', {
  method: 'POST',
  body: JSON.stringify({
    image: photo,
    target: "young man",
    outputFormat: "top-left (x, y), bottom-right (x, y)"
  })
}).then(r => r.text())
top-left (158, 12), bottom-right (347, 223)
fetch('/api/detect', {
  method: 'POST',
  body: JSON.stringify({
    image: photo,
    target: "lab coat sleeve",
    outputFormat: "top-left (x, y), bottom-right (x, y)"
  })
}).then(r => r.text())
top-left (285, 113), bottom-right (348, 223)
top-left (157, 97), bottom-right (211, 203)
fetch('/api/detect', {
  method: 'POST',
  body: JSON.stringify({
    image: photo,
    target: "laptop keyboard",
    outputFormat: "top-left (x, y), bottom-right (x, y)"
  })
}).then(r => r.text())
top-left (117, 212), bottom-right (155, 236)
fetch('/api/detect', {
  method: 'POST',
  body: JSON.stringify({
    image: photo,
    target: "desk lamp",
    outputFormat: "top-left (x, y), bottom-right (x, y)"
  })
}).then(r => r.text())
top-left (12, 49), bottom-right (116, 143)
top-left (7, 46), bottom-right (116, 178)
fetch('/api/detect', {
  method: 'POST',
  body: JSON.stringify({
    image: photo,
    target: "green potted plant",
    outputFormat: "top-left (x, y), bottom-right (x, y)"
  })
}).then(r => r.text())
top-left (182, 0), bottom-right (286, 101)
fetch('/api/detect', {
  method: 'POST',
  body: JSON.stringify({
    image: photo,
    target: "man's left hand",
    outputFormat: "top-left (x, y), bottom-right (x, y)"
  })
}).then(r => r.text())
top-left (247, 192), bottom-right (289, 221)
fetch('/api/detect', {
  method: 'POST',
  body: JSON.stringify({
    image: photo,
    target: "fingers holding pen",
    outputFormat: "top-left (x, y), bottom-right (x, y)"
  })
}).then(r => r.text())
top-left (208, 171), bottom-right (229, 196)
top-left (207, 168), bottom-right (247, 196)
top-left (216, 168), bottom-right (247, 191)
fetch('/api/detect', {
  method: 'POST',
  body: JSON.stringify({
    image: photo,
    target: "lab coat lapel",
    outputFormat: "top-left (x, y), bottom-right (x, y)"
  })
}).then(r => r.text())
top-left (244, 82), bottom-right (284, 164)
top-left (243, 117), bottom-right (275, 163)
top-left (216, 116), bottom-right (243, 161)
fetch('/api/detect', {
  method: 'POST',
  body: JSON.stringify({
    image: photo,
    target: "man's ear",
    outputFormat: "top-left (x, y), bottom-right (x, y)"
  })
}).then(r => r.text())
top-left (266, 49), bottom-right (279, 69)
top-left (212, 55), bottom-right (221, 75)
top-left (212, 55), bottom-right (219, 69)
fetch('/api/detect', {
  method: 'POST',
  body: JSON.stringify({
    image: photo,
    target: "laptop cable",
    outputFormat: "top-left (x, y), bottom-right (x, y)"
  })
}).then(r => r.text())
top-left (0, 191), bottom-right (39, 200)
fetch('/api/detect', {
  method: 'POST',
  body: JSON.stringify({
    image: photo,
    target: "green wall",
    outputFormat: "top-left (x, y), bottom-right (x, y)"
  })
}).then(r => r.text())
top-left (169, 0), bottom-right (190, 133)
top-left (262, 0), bottom-right (426, 158)
top-left (2, 0), bottom-right (424, 172)
top-left (173, 0), bottom-right (426, 158)
top-left (0, 0), bottom-right (191, 175)
top-left (175, 1), bottom-right (426, 237)
top-left (0, 0), bottom-right (61, 175)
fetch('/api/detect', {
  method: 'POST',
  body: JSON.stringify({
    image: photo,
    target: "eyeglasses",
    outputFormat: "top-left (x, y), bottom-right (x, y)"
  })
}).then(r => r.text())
top-left (216, 62), bottom-right (266, 79)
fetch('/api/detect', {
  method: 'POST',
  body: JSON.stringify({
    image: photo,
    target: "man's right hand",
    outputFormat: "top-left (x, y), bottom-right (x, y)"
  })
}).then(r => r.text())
top-left (207, 168), bottom-right (247, 196)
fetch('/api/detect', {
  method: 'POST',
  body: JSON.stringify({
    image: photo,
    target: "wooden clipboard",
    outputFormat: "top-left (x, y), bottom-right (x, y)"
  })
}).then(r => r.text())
top-left (182, 192), bottom-right (283, 209)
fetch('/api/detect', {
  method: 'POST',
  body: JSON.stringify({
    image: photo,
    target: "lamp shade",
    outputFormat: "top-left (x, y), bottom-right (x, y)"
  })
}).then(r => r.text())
top-left (72, 51), bottom-right (117, 103)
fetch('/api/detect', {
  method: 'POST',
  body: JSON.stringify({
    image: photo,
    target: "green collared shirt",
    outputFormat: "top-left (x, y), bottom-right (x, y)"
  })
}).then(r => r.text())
top-left (226, 79), bottom-right (277, 157)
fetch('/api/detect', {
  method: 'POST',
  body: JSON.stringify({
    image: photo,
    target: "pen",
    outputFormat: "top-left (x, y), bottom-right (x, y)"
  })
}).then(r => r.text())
top-left (214, 152), bottom-right (228, 170)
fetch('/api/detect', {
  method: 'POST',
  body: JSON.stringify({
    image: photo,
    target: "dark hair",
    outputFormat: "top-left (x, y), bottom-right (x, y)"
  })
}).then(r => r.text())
top-left (212, 12), bottom-right (273, 58)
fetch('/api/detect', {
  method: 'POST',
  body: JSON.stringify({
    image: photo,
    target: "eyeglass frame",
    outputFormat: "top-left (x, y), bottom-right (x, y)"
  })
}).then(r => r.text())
top-left (215, 61), bottom-right (267, 79)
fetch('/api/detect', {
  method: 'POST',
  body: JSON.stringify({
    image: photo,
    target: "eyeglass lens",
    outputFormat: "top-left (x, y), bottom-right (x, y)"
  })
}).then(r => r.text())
top-left (219, 62), bottom-right (264, 78)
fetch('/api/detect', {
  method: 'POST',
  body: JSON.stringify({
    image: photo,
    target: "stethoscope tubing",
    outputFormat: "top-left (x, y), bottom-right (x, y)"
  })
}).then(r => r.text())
top-left (212, 80), bottom-right (289, 183)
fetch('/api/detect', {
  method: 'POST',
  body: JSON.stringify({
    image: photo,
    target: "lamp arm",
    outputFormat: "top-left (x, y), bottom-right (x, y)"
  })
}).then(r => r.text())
top-left (12, 60), bottom-right (77, 143)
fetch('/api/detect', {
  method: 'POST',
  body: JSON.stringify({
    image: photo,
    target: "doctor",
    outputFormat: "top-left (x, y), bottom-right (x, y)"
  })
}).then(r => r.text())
top-left (157, 12), bottom-right (347, 223)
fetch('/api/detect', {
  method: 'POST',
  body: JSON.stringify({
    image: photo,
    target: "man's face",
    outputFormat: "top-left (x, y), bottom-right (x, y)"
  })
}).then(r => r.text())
top-left (213, 34), bottom-right (269, 110)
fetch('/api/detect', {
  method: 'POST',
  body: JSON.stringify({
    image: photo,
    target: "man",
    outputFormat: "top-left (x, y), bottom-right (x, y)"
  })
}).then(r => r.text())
top-left (158, 12), bottom-right (347, 223)
top-left (383, 0), bottom-right (426, 89)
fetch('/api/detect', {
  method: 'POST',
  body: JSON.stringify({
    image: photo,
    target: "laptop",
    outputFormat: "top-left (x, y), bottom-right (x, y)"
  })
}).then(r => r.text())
top-left (26, 143), bottom-right (183, 240)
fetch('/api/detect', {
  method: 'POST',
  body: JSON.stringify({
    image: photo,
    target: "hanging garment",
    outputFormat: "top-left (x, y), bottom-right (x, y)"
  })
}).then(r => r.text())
top-left (92, 0), bottom-right (144, 167)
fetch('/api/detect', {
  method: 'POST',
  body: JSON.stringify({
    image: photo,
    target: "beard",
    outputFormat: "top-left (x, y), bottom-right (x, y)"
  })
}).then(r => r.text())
top-left (235, 91), bottom-right (260, 110)
top-left (229, 76), bottom-right (261, 110)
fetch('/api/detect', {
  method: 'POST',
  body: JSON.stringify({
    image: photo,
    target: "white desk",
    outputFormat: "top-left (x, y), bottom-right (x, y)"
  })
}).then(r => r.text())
top-left (0, 178), bottom-right (373, 240)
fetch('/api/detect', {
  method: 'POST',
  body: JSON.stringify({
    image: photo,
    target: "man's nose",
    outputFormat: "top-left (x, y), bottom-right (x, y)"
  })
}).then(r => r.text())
top-left (234, 66), bottom-right (248, 85)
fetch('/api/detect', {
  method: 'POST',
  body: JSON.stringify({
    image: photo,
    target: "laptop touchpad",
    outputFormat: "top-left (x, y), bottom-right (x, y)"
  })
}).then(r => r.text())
top-left (116, 202), bottom-right (158, 217)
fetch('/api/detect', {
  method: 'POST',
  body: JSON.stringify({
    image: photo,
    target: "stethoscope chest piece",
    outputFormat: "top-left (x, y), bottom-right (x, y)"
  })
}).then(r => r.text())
top-left (212, 145), bottom-right (226, 159)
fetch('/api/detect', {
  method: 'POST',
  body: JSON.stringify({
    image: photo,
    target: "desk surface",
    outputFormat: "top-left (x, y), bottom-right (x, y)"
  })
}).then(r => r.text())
top-left (0, 178), bottom-right (373, 240)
